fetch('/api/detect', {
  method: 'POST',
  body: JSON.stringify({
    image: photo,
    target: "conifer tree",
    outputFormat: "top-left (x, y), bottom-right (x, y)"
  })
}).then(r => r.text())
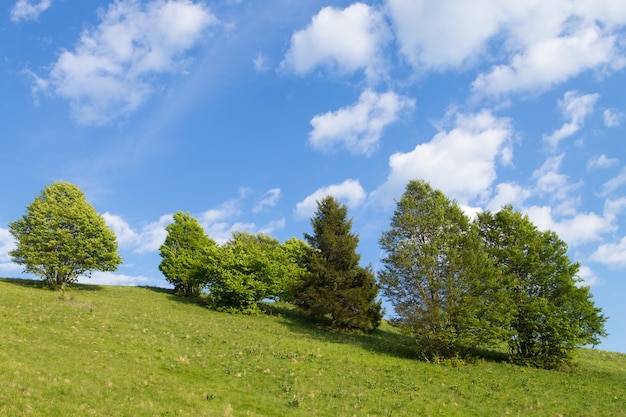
top-left (295, 196), bottom-right (381, 331)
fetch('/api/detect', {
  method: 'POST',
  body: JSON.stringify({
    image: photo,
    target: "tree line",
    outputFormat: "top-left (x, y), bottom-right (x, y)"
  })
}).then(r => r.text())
top-left (8, 180), bottom-right (606, 369)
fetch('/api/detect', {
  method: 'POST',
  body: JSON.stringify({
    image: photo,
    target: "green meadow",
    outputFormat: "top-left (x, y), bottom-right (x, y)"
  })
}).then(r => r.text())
top-left (1, 278), bottom-right (624, 416)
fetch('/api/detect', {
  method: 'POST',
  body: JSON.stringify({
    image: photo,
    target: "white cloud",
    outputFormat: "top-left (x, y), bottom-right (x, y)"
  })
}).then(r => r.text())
top-left (387, 0), bottom-right (626, 95)
top-left (370, 110), bottom-right (513, 207)
top-left (281, 3), bottom-right (390, 79)
top-left (309, 89), bottom-right (415, 155)
top-left (10, 0), bottom-right (51, 22)
top-left (0, 228), bottom-right (15, 263)
top-left (78, 271), bottom-right (152, 286)
top-left (543, 91), bottom-right (599, 149)
top-left (294, 179), bottom-right (366, 220)
top-left (590, 237), bottom-right (626, 269)
top-left (386, 0), bottom-right (503, 70)
top-left (473, 24), bottom-right (618, 95)
top-left (39, 0), bottom-right (217, 125)
top-left (258, 218), bottom-right (286, 236)
top-left (531, 155), bottom-right (582, 213)
top-left (577, 265), bottom-right (600, 287)
top-left (200, 200), bottom-right (241, 228)
top-left (0, 228), bottom-right (20, 274)
top-left (253, 52), bottom-right (270, 72)
top-left (587, 154), bottom-right (620, 171)
top-left (603, 108), bottom-right (624, 127)
top-left (252, 188), bottom-right (281, 213)
top-left (525, 205), bottom-right (616, 247)
top-left (600, 167), bottom-right (626, 196)
top-left (103, 212), bottom-right (172, 254)
top-left (200, 198), bottom-right (285, 243)
top-left (487, 182), bottom-right (532, 212)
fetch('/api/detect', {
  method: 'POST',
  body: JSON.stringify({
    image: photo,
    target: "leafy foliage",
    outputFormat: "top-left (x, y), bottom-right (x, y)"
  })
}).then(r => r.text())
top-left (476, 206), bottom-right (607, 369)
top-left (8, 181), bottom-right (122, 288)
top-left (159, 211), bottom-right (217, 296)
top-left (208, 232), bottom-right (307, 314)
top-left (295, 196), bottom-right (382, 331)
top-left (378, 180), bottom-right (511, 359)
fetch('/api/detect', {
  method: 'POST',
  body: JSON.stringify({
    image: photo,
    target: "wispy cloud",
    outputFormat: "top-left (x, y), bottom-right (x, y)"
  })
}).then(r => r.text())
top-left (252, 188), bottom-right (281, 213)
top-left (603, 108), bottom-right (624, 127)
top-left (309, 89), bottom-right (415, 156)
top-left (543, 91), bottom-right (599, 149)
top-left (10, 0), bottom-right (52, 23)
top-left (294, 179), bottom-right (366, 220)
top-left (600, 167), bottom-right (626, 196)
top-left (587, 154), bottom-right (620, 171)
top-left (36, 0), bottom-right (218, 125)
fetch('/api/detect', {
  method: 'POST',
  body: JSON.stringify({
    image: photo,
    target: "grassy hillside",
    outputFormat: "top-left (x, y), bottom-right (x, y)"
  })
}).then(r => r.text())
top-left (1, 278), bottom-right (624, 417)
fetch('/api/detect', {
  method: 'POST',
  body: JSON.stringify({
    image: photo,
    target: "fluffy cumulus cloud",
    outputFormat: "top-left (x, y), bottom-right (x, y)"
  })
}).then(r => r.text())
top-left (590, 237), bottom-right (626, 269)
top-left (38, 0), bottom-right (217, 125)
top-left (473, 25), bottom-right (618, 95)
top-left (386, 0), bottom-right (626, 94)
top-left (10, 0), bottom-right (52, 22)
top-left (386, 0), bottom-right (503, 70)
top-left (525, 205), bottom-right (616, 247)
top-left (308, 89), bottom-right (415, 155)
top-left (370, 110), bottom-right (513, 207)
top-left (543, 91), bottom-right (599, 149)
top-left (0, 228), bottom-right (21, 273)
top-left (281, 3), bottom-right (390, 79)
top-left (103, 212), bottom-right (172, 254)
top-left (294, 179), bottom-right (366, 220)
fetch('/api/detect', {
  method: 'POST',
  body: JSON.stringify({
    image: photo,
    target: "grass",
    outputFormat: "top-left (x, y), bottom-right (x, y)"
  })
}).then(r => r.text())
top-left (1, 277), bottom-right (625, 416)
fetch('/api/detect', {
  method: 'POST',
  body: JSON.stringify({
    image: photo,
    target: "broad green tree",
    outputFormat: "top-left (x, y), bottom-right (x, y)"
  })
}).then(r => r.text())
top-left (9, 181), bottom-right (122, 288)
top-left (476, 206), bottom-right (607, 369)
top-left (159, 211), bottom-right (217, 296)
top-left (378, 180), bottom-right (511, 359)
top-left (295, 196), bottom-right (382, 331)
top-left (208, 232), bottom-right (306, 313)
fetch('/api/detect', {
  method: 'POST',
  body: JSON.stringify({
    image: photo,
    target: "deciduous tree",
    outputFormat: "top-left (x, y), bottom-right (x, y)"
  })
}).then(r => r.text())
top-left (378, 180), bottom-right (511, 359)
top-left (9, 181), bottom-right (122, 288)
top-left (159, 211), bottom-right (217, 295)
top-left (208, 232), bottom-right (306, 313)
top-left (476, 206), bottom-right (607, 369)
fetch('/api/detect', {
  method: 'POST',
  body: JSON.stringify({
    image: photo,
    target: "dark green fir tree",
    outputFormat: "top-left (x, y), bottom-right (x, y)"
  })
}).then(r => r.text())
top-left (295, 196), bottom-right (382, 331)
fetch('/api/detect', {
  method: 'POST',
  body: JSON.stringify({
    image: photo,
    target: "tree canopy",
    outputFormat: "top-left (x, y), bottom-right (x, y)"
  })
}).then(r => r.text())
top-left (207, 232), bottom-right (307, 314)
top-left (476, 206), bottom-right (607, 368)
top-left (378, 180), bottom-right (511, 359)
top-left (9, 181), bottom-right (122, 288)
top-left (159, 211), bottom-right (217, 296)
top-left (295, 196), bottom-right (382, 331)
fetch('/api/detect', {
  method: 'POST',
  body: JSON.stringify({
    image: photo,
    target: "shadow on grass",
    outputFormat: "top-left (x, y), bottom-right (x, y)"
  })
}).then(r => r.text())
top-left (262, 302), bottom-right (419, 361)
top-left (0, 277), bottom-right (105, 292)
top-left (261, 302), bottom-right (513, 365)
top-left (136, 286), bottom-right (210, 308)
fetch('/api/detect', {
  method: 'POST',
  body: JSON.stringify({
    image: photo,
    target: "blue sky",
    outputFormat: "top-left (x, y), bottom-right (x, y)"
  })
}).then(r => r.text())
top-left (1, 0), bottom-right (625, 353)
